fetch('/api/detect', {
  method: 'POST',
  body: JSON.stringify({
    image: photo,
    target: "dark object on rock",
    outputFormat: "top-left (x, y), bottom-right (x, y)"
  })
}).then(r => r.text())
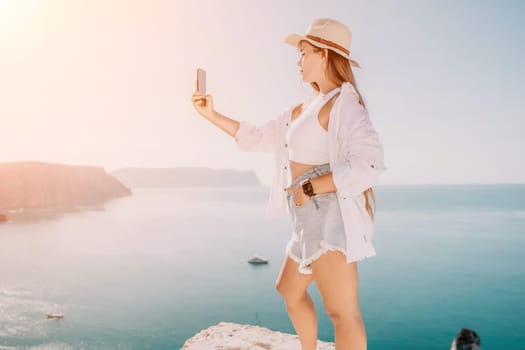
top-left (450, 328), bottom-right (481, 350)
top-left (0, 214), bottom-right (7, 222)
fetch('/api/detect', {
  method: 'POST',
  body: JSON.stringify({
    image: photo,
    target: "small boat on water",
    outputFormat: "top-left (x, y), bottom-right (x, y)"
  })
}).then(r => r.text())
top-left (46, 313), bottom-right (64, 319)
top-left (248, 255), bottom-right (269, 265)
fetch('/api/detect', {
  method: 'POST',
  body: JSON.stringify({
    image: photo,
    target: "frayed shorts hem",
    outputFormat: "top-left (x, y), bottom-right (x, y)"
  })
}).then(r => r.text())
top-left (285, 240), bottom-right (349, 275)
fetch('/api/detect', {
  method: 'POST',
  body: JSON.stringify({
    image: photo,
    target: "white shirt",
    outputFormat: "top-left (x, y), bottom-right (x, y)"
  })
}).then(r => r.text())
top-left (234, 82), bottom-right (387, 263)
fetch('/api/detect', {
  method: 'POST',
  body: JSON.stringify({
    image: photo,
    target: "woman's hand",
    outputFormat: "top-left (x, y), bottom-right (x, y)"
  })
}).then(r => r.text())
top-left (286, 184), bottom-right (310, 206)
top-left (191, 90), bottom-right (215, 120)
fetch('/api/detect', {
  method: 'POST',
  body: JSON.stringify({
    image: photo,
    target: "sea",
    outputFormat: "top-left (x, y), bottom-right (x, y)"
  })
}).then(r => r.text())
top-left (0, 184), bottom-right (524, 349)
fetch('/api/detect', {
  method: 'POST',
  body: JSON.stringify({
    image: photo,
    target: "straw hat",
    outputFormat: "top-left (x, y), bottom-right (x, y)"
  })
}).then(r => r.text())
top-left (284, 18), bottom-right (361, 68)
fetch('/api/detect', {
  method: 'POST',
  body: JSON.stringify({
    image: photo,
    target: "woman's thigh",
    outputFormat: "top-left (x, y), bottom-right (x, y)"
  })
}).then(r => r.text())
top-left (310, 250), bottom-right (361, 318)
top-left (275, 255), bottom-right (314, 301)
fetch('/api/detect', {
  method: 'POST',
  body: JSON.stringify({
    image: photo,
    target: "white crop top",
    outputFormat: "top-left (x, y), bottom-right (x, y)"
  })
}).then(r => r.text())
top-left (285, 87), bottom-right (341, 165)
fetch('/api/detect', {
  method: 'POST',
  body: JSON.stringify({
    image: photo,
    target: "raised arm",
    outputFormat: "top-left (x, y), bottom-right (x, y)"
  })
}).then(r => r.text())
top-left (191, 90), bottom-right (288, 153)
top-left (191, 91), bottom-right (240, 138)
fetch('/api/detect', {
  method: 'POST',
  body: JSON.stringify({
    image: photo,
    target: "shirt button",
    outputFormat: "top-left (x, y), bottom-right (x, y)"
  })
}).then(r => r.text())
top-left (285, 123), bottom-right (289, 126)
top-left (284, 166), bottom-right (287, 170)
top-left (284, 143), bottom-right (288, 147)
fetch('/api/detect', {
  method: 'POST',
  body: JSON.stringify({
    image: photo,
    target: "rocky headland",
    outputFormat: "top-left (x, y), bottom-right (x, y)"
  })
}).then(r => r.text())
top-left (0, 162), bottom-right (131, 217)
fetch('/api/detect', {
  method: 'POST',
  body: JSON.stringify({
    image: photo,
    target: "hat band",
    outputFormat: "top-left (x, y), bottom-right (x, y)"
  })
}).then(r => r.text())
top-left (305, 35), bottom-right (350, 56)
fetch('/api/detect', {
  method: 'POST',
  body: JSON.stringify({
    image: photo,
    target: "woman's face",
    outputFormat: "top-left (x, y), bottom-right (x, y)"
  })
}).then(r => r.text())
top-left (297, 41), bottom-right (326, 83)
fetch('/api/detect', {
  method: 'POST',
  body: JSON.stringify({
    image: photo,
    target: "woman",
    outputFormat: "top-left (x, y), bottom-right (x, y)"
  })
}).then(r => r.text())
top-left (191, 18), bottom-right (386, 350)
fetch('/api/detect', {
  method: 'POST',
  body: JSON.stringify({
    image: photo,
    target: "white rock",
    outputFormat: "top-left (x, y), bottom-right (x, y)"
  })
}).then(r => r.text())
top-left (181, 321), bottom-right (335, 350)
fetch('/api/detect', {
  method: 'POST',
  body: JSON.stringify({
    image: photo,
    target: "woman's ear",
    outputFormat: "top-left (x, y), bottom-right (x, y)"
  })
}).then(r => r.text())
top-left (322, 48), bottom-right (329, 61)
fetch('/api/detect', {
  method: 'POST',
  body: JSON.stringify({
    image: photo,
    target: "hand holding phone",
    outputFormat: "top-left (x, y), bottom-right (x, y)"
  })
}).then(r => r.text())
top-left (196, 68), bottom-right (206, 106)
top-left (192, 68), bottom-right (214, 120)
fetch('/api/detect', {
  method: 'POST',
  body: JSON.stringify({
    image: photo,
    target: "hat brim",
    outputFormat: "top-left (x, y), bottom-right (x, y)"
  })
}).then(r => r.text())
top-left (284, 33), bottom-right (361, 68)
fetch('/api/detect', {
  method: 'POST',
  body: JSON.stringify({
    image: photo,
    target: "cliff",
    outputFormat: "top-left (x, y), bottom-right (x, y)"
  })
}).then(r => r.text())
top-left (181, 321), bottom-right (335, 350)
top-left (0, 161), bottom-right (132, 210)
top-left (111, 167), bottom-right (261, 188)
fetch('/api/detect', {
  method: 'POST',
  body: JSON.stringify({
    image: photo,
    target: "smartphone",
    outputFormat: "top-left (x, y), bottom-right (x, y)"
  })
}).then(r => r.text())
top-left (196, 68), bottom-right (206, 106)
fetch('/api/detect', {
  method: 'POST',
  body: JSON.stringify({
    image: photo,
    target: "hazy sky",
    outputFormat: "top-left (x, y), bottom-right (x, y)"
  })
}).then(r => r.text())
top-left (1, 0), bottom-right (523, 185)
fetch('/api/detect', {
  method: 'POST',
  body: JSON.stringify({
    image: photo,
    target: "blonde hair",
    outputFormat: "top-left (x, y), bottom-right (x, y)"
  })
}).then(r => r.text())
top-left (300, 40), bottom-right (376, 221)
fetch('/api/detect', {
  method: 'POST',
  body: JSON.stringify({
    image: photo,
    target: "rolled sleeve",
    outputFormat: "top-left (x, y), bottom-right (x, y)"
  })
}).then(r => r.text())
top-left (234, 104), bottom-right (294, 153)
top-left (234, 119), bottom-right (279, 153)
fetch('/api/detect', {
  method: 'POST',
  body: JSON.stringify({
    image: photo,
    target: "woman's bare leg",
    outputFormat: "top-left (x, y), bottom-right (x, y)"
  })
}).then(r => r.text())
top-left (311, 250), bottom-right (367, 350)
top-left (275, 255), bottom-right (317, 350)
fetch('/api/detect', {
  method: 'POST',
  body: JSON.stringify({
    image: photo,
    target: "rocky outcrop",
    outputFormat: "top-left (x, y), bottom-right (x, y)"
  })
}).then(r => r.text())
top-left (111, 167), bottom-right (261, 188)
top-left (0, 162), bottom-right (131, 210)
top-left (451, 328), bottom-right (481, 350)
top-left (181, 321), bottom-right (335, 350)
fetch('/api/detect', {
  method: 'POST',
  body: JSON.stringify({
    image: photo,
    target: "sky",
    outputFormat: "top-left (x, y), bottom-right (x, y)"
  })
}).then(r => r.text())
top-left (1, 0), bottom-right (524, 185)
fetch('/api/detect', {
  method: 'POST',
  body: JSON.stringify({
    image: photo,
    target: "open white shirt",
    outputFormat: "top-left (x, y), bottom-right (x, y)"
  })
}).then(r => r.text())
top-left (234, 82), bottom-right (387, 263)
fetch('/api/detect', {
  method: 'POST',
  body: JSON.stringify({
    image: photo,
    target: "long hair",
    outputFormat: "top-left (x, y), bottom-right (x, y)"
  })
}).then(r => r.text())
top-left (302, 41), bottom-right (377, 221)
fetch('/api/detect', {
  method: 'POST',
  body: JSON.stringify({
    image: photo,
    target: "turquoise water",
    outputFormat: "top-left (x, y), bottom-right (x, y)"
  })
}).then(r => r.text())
top-left (0, 185), bottom-right (524, 349)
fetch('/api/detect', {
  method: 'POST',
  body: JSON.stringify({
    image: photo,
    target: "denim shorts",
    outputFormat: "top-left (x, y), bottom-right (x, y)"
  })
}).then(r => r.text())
top-left (284, 163), bottom-right (348, 275)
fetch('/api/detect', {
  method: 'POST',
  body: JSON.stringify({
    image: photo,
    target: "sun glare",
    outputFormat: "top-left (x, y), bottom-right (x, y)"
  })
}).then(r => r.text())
top-left (0, 0), bottom-right (41, 33)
